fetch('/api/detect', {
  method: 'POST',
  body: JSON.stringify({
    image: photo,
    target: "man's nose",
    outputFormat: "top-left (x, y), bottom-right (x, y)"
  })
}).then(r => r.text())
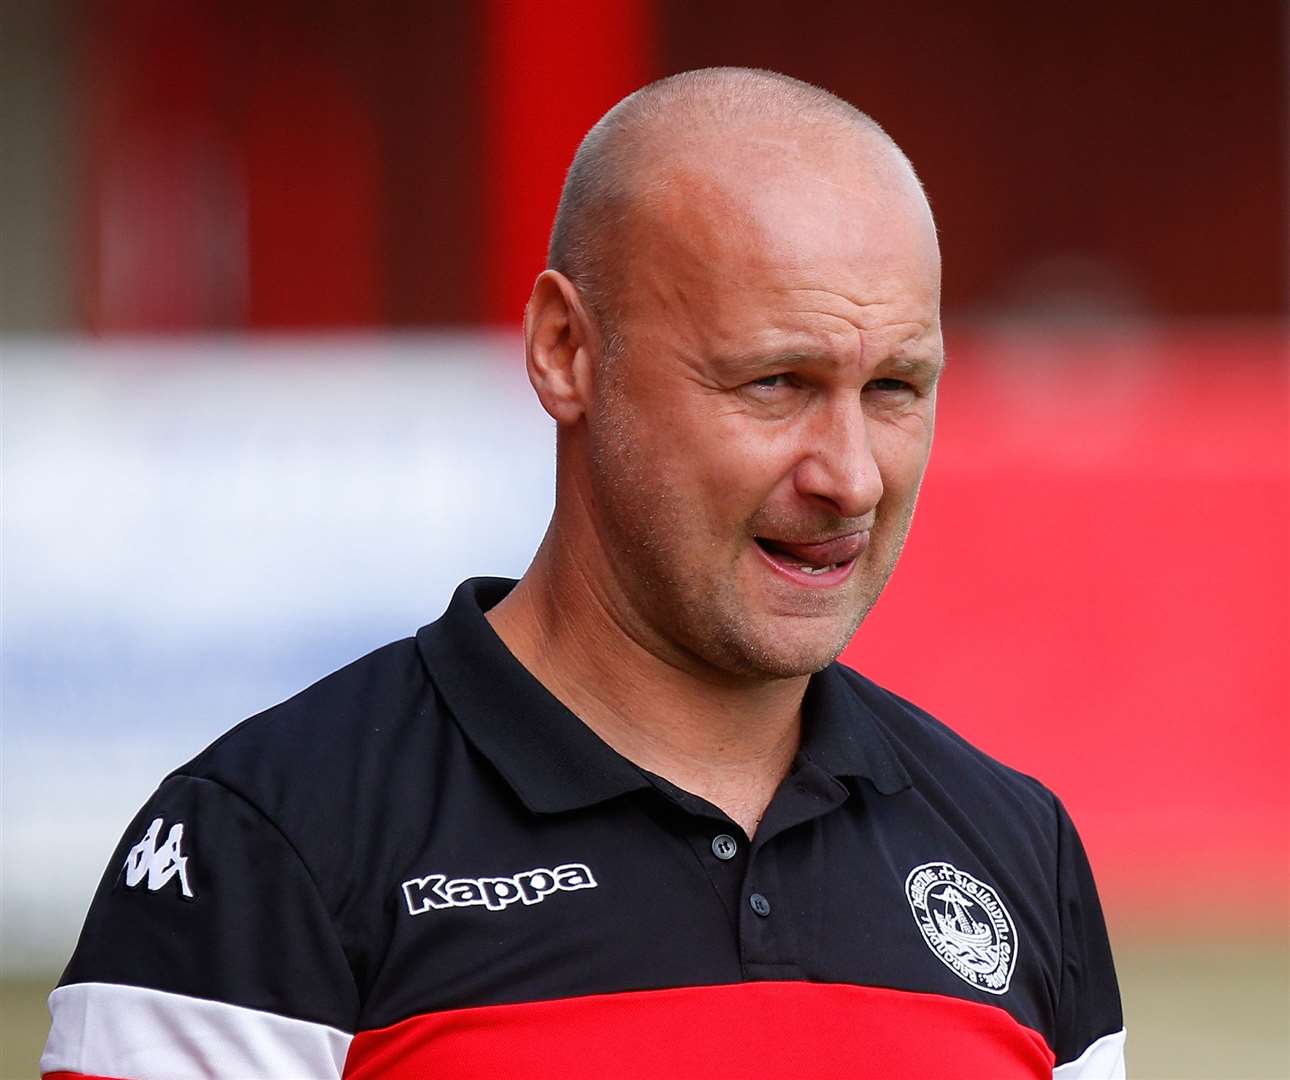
top-left (791, 397), bottom-right (883, 520)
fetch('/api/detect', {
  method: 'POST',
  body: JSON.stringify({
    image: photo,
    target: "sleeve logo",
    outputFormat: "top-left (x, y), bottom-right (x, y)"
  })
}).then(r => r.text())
top-left (905, 861), bottom-right (1016, 994)
top-left (402, 863), bottom-right (596, 915)
top-left (122, 817), bottom-right (195, 900)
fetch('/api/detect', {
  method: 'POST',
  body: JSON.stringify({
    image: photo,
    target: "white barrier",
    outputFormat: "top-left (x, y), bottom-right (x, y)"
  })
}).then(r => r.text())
top-left (1, 334), bottom-right (556, 970)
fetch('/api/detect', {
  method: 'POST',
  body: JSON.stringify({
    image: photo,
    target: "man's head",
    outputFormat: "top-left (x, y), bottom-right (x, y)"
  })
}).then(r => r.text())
top-left (524, 68), bottom-right (943, 682)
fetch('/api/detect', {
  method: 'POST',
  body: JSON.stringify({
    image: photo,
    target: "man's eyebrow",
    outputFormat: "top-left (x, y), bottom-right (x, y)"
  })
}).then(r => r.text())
top-left (883, 353), bottom-right (945, 381)
top-left (714, 347), bottom-right (945, 381)
top-left (720, 347), bottom-right (818, 367)
top-left (709, 350), bottom-right (818, 377)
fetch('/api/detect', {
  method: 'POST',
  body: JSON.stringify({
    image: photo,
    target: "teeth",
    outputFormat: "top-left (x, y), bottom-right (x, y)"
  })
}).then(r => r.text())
top-left (797, 563), bottom-right (838, 575)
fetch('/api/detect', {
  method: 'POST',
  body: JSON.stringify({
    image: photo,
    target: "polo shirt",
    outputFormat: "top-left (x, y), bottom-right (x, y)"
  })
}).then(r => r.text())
top-left (43, 576), bottom-right (1126, 1079)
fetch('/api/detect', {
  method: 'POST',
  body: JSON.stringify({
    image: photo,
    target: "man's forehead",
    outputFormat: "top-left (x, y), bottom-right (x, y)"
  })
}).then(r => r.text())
top-left (625, 118), bottom-right (933, 257)
top-left (619, 140), bottom-right (938, 311)
top-left (638, 116), bottom-right (911, 207)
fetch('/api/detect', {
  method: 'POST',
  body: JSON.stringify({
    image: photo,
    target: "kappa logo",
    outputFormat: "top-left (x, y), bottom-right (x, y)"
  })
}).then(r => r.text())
top-left (122, 817), bottom-right (195, 900)
top-left (402, 862), bottom-right (596, 916)
top-left (905, 861), bottom-right (1017, 995)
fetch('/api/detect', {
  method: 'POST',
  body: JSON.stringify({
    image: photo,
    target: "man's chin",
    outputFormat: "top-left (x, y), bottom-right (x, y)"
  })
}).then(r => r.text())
top-left (714, 614), bottom-right (861, 680)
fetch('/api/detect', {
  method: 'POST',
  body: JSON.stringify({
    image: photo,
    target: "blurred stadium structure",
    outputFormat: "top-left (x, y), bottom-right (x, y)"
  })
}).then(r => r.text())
top-left (2, 4), bottom-right (1288, 1078)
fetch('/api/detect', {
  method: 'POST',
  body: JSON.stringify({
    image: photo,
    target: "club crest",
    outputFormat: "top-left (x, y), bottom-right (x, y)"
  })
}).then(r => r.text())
top-left (905, 861), bottom-right (1016, 994)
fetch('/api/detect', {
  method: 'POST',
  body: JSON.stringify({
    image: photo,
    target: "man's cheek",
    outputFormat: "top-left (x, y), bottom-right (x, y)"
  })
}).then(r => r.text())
top-left (699, 453), bottom-right (778, 519)
top-left (873, 429), bottom-right (932, 492)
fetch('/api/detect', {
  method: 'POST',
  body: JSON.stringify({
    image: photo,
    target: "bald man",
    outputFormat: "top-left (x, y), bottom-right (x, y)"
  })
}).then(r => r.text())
top-left (43, 69), bottom-right (1126, 1080)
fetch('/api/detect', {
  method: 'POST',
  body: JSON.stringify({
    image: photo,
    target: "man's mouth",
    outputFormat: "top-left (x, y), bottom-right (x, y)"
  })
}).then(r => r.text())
top-left (753, 532), bottom-right (869, 577)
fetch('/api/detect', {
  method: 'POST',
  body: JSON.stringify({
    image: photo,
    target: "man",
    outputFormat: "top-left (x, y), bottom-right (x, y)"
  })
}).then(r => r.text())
top-left (43, 69), bottom-right (1125, 1078)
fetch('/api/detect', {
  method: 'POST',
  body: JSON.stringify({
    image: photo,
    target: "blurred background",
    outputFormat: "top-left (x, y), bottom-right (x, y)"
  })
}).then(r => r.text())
top-left (2, 2), bottom-right (1287, 1077)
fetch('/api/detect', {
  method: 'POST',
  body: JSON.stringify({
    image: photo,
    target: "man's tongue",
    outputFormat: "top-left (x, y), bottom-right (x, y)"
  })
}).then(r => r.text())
top-left (759, 533), bottom-right (863, 568)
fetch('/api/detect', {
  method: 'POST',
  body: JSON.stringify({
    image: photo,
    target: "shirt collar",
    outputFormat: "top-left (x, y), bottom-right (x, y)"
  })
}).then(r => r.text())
top-left (416, 577), bottom-right (910, 814)
top-left (799, 660), bottom-right (912, 796)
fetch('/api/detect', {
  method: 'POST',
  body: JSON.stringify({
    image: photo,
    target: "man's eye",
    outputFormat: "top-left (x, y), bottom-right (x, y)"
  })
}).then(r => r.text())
top-left (865, 377), bottom-right (913, 393)
top-left (750, 374), bottom-right (791, 390)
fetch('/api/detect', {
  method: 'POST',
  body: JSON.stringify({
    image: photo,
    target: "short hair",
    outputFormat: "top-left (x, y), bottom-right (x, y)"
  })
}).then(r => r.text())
top-left (546, 68), bottom-right (908, 359)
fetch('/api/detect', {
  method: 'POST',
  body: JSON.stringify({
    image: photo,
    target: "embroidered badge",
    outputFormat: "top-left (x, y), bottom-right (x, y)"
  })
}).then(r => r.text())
top-left (905, 861), bottom-right (1016, 994)
top-left (122, 817), bottom-right (195, 900)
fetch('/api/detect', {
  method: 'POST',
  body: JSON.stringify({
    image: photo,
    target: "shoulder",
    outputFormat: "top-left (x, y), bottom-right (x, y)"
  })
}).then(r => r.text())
top-left (182, 636), bottom-right (434, 787)
top-left (168, 635), bottom-right (461, 900)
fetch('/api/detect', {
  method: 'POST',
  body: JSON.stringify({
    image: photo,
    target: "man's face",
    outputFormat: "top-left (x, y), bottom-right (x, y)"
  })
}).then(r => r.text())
top-left (581, 131), bottom-right (943, 680)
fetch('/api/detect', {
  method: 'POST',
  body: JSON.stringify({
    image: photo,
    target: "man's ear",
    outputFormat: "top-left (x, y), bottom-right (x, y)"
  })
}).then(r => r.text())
top-left (523, 270), bottom-right (599, 426)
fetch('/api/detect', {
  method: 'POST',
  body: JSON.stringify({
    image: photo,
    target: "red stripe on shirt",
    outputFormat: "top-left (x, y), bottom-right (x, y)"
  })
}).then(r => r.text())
top-left (343, 981), bottom-right (1055, 1079)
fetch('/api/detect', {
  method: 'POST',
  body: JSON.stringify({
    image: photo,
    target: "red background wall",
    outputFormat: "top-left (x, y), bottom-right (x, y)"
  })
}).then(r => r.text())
top-left (75, 1), bottom-right (1286, 331)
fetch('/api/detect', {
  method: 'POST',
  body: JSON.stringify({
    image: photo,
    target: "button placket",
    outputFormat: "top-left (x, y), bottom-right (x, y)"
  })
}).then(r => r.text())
top-left (738, 853), bottom-right (789, 978)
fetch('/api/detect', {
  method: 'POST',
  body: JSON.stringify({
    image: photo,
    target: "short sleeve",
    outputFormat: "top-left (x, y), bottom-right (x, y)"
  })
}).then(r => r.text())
top-left (1051, 796), bottom-right (1127, 1079)
top-left (41, 773), bottom-right (358, 1079)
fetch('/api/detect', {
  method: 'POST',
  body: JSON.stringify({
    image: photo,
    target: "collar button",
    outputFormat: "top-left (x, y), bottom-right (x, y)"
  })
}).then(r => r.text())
top-left (711, 833), bottom-right (738, 861)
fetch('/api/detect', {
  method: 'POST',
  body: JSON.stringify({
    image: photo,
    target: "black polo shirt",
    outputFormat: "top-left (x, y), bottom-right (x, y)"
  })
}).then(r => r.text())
top-left (44, 577), bottom-right (1125, 1079)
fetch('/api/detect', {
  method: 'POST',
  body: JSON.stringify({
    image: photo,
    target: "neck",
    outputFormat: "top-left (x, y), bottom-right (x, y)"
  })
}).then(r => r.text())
top-left (487, 525), bottom-right (807, 837)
